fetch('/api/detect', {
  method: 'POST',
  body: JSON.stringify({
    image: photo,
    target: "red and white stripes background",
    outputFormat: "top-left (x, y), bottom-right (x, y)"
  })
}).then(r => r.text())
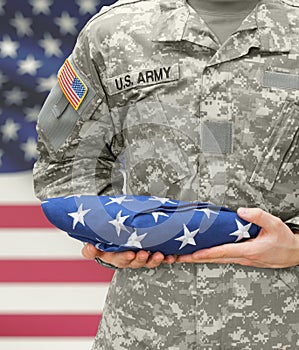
top-left (0, 171), bottom-right (113, 349)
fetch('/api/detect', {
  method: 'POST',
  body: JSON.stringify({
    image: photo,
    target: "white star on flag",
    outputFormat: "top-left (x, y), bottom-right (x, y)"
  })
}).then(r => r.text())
top-left (96, 238), bottom-right (113, 245)
top-left (64, 194), bottom-right (83, 199)
top-left (229, 219), bottom-right (252, 242)
top-left (1, 118), bottom-right (21, 142)
top-left (4, 86), bottom-right (28, 106)
top-left (175, 224), bottom-right (200, 250)
top-left (0, 35), bottom-right (19, 58)
top-left (105, 196), bottom-right (133, 206)
top-left (54, 11), bottom-right (79, 35)
top-left (151, 212), bottom-right (169, 223)
top-left (76, 0), bottom-right (98, 15)
top-left (24, 105), bottom-right (41, 122)
top-left (68, 204), bottom-right (91, 230)
top-left (195, 208), bottom-right (218, 219)
top-left (37, 74), bottom-right (56, 92)
top-left (39, 33), bottom-right (62, 57)
top-left (18, 54), bottom-right (42, 76)
top-left (20, 137), bottom-right (38, 161)
top-left (29, 0), bottom-right (53, 15)
top-left (124, 230), bottom-right (147, 249)
top-left (109, 210), bottom-right (130, 236)
top-left (10, 11), bottom-right (33, 37)
top-left (149, 196), bottom-right (177, 205)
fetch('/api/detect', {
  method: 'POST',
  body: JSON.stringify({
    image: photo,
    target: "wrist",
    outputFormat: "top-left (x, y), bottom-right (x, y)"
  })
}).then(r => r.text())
top-left (95, 256), bottom-right (118, 270)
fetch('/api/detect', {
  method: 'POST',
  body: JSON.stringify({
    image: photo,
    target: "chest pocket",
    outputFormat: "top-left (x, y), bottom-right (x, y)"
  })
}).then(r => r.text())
top-left (249, 99), bottom-right (299, 191)
top-left (116, 96), bottom-right (197, 198)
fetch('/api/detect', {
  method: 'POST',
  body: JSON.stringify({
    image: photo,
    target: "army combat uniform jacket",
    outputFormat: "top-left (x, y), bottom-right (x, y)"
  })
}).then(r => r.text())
top-left (34, 0), bottom-right (299, 348)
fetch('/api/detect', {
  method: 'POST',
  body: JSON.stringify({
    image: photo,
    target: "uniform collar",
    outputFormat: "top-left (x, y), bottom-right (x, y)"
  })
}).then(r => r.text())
top-left (256, 0), bottom-right (291, 53)
top-left (151, 0), bottom-right (189, 42)
top-left (152, 0), bottom-right (291, 54)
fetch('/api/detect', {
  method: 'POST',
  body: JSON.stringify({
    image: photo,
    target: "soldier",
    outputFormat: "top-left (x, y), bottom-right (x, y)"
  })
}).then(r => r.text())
top-left (34, 0), bottom-right (299, 348)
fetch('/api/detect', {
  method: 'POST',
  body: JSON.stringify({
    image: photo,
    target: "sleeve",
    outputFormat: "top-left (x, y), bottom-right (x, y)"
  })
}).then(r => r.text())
top-left (33, 28), bottom-right (122, 201)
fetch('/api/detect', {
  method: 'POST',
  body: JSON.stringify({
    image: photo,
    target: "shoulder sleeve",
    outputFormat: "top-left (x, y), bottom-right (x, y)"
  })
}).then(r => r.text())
top-left (33, 27), bottom-right (122, 200)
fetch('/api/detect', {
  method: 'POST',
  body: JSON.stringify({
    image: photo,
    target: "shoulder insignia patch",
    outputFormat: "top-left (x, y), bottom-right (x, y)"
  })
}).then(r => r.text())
top-left (281, 0), bottom-right (299, 7)
top-left (58, 58), bottom-right (88, 110)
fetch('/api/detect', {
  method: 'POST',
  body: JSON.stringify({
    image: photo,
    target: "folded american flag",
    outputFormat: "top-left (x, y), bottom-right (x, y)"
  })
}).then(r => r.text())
top-left (42, 195), bottom-right (261, 255)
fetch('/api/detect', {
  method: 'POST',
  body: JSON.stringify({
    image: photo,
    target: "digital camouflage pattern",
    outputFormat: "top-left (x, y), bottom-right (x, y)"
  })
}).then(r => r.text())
top-left (33, 0), bottom-right (299, 348)
top-left (97, 264), bottom-right (298, 349)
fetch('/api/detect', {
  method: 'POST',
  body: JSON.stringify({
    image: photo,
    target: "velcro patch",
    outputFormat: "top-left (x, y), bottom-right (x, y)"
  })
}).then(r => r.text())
top-left (201, 121), bottom-right (233, 155)
top-left (58, 59), bottom-right (88, 110)
top-left (263, 71), bottom-right (299, 90)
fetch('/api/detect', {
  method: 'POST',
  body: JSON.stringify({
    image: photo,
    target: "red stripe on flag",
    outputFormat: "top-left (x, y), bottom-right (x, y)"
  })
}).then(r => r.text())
top-left (0, 260), bottom-right (114, 283)
top-left (58, 60), bottom-right (82, 107)
top-left (0, 314), bottom-right (101, 337)
top-left (60, 65), bottom-right (80, 104)
top-left (0, 205), bottom-right (53, 228)
top-left (60, 72), bottom-right (78, 104)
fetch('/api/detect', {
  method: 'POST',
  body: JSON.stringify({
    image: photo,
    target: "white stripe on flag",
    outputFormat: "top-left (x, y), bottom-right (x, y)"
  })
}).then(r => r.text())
top-left (0, 171), bottom-right (38, 204)
top-left (0, 283), bottom-right (109, 313)
top-left (0, 170), bottom-right (112, 343)
top-left (60, 64), bottom-right (80, 104)
top-left (0, 229), bottom-right (83, 259)
top-left (0, 338), bottom-right (94, 350)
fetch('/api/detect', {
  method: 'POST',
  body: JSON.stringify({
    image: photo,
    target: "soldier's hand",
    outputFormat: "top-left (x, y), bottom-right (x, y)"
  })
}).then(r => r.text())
top-left (82, 243), bottom-right (176, 269)
top-left (177, 208), bottom-right (299, 268)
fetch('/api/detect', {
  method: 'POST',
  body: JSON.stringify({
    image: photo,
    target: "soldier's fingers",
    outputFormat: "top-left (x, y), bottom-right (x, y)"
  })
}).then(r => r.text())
top-left (144, 252), bottom-right (165, 268)
top-left (191, 242), bottom-right (250, 260)
top-left (127, 250), bottom-right (151, 269)
top-left (237, 207), bottom-right (284, 232)
top-left (163, 255), bottom-right (177, 264)
top-left (177, 241), bottom-right (251, 263)
top-left (176, 252), bottom-right (258, 266)
top-left (176, 254), bottom-right (194, 263)
top-left (81, 243), bottom-right (137, 268)
top-left (81, 243), bottom-right (100, 259)
top-left (109, 251), bottom-right (137, 268)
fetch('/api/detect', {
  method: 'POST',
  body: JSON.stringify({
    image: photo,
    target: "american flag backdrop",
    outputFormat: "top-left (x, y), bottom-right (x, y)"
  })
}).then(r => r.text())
top-left (0, 1), bottom-right (116, 349)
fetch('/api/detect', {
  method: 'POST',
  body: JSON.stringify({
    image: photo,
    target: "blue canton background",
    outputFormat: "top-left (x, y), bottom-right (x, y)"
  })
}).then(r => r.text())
top-left (0, 0), bottom-right (117, 173)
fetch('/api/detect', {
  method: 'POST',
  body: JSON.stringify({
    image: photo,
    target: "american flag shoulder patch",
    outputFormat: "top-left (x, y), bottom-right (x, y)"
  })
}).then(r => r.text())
top-left (58, 59), bottom-right (88, 110)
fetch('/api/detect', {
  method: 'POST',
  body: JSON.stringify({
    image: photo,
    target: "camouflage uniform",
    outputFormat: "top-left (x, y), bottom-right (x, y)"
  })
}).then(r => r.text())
top-left (34, 0), bottom-right (299, 348)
